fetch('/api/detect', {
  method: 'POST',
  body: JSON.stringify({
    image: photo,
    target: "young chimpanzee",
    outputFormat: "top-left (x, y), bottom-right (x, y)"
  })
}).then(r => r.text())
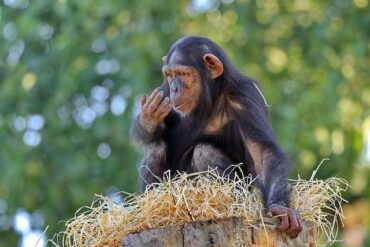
top-left (132, 36), bottom-right (302, 238)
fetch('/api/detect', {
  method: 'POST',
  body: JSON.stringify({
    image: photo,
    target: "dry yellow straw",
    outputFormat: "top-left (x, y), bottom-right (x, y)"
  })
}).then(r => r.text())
top-left (51, 165), bottom-right (348, 247)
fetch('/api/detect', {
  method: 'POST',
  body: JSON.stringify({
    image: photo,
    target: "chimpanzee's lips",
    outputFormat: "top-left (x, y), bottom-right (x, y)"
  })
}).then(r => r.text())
top-left (174, 101), bottom-right (188, 110)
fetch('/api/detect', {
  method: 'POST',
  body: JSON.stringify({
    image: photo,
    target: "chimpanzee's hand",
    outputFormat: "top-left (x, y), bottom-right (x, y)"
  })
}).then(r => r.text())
top-left (267, 205), bottom-right (303, 238)
top-left (139, 87), bottom-right (172, 132)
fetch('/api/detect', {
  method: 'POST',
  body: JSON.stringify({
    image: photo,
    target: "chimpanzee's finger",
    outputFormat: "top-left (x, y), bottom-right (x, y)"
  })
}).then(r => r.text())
top-left (289, 230), bottom-right (299, 239)
top-left (141, 95), bottom-right (147, 107)
top-left (286, 211), bottom-right (299, 237)
top-left (158, 102), bottom-right (172, 120)
top-left (148, 90), bottom-right (164, 113)
top-left (278, 214), bottom-right (290, 232)
top-left (147, 87), bottom-right (161, 105)
top-left (154, 97), bottom-right (170, 117)
top-left (296, 211), bottom-right (303, 233)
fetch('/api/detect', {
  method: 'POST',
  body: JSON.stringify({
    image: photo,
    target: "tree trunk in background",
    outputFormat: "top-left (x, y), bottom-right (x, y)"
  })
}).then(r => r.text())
top-left (121, 217), bottom-right (316, 247)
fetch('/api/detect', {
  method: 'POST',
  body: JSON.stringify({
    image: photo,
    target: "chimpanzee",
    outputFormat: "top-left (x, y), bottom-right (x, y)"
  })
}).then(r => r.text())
top-left (132, 36), bottom-right (302, 238)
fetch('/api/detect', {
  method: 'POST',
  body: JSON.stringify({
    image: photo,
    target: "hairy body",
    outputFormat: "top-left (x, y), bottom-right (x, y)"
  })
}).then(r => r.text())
top-left (132, 36), bottom-right (302, 238)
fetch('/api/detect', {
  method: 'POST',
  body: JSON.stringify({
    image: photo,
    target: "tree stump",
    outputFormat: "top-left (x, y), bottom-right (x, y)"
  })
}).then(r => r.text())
top-left (121, 217), bottom-right (316, 247)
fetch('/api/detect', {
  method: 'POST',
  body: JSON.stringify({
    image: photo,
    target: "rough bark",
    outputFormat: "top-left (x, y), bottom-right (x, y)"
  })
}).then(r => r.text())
top-left (121, 217), bottom-right (316, 247)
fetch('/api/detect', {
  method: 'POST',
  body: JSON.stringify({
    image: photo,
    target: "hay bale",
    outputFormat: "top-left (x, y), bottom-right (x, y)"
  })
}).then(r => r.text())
top-left (54, 167), bottom-right (347, 247)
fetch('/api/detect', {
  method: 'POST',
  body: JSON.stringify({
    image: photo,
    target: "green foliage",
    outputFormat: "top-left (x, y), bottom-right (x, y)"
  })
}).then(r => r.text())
top-left (0, 0), bottom-right (369, 246)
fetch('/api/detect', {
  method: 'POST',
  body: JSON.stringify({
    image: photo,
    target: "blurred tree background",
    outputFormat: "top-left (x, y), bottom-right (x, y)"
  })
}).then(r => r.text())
top-left (0, 0), bottom-right (369, 246)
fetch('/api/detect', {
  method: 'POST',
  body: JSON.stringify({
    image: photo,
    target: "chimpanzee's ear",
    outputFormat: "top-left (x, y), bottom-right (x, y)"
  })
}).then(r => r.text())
top-left (203, 54), bottom-right (224, 79)
top-left (162, 56), bottom-right (167, 64)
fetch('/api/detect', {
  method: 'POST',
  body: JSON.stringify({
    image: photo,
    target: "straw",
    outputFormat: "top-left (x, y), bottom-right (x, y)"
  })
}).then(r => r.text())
top-left (52, 165), bottom-right (347, 247)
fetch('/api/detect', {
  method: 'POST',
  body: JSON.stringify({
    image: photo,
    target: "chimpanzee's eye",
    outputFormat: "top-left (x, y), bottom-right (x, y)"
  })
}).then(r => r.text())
top-left (178, 71), bottom-right (190, 78)
top-left (164, 72), bottom-right (172, 78)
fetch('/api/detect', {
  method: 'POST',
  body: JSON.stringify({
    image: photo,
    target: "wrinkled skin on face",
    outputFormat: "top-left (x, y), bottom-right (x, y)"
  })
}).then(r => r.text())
top-left (162, 64), bottom-right (201, 115)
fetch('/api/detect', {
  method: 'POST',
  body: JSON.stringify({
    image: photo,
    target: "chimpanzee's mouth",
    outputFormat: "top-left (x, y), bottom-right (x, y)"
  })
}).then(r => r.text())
top-left (174, 101), bottom-right (189, 110)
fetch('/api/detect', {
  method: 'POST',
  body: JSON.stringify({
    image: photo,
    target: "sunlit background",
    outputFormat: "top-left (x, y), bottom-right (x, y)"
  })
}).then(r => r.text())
top-left (0, 0), bottom-right (369, 246)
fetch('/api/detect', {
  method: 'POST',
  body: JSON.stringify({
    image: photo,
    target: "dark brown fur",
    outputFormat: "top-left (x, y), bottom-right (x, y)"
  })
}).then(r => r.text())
top-left (132, 36), bottom-right (302, 238)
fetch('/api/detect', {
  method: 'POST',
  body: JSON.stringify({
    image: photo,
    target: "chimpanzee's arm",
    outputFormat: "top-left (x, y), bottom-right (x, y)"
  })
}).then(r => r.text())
top-left (132, 108), bottom-right (180, 144)
top-left (131, 88), bottom-right (173, 191)
top-left (238, 80), bottom-right (302, 237)
top-left (138, 141), bottom-right (168, 191)
top-left (132, 115), bottom-right (165, 145)
top-left (133, 111), bottom-right (181, 191)
top-left (132, 115), bottom-right (168, 191)
top-left (247, 139), bottom-right (302, 237)
top-left (246, 141), bottom-right (290, 207)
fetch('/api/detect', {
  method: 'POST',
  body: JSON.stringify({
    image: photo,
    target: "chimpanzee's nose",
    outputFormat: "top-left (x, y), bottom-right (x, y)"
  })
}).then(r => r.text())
top-left (171, 80), bottom-right (180, 93)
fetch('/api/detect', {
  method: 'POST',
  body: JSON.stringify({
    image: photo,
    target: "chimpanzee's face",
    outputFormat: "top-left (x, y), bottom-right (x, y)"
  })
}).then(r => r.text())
top-left (162, 63), bottom-right (201, 116)
top-left (161, 48), bottom-right (224, 116)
